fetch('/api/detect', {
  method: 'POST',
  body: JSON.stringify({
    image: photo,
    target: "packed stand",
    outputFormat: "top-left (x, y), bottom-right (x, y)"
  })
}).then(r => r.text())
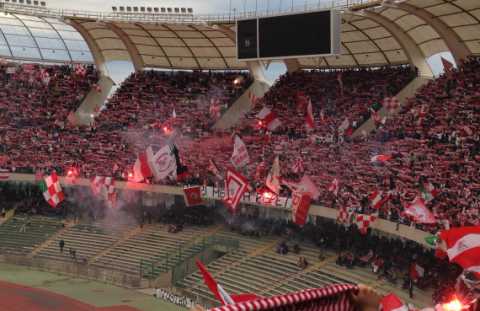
top-left (364, 56), bottom-right (480, 228)
top-left (0, 62), bottom-right (98, 173)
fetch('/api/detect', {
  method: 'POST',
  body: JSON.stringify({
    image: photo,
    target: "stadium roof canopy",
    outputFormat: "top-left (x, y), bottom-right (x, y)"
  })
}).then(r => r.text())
top-left (0, 12), bottom-right (93, 63)
top-left (0, 0), bottom-right (479, 75)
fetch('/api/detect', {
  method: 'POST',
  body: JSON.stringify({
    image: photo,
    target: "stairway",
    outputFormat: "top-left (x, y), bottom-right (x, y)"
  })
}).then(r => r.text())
top-left (73, 74), bottom-right (115, 126)
top-left (213, 80), bottom-right (271, 130)
top-left (352, 76), bottom-right (431, 138)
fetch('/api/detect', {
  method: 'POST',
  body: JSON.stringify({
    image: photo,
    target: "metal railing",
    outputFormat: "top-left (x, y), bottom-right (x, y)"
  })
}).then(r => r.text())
top-left (140, 235), bottom-right (239, 280)
top-left (0, 0), bottom-right (383, 24)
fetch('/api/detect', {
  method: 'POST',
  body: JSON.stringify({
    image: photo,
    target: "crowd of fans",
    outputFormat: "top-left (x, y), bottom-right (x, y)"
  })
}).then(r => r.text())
top-left (0, 58), bottom-right (478, 231)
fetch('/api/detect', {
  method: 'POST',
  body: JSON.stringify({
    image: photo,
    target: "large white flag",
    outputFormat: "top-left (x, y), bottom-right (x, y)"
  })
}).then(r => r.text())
top-left (231, 135), bottom-right (249, 168)
top-left (149, 144), bottom-right (177, 181)
top-left (266, 156), bottom-right (281, 194)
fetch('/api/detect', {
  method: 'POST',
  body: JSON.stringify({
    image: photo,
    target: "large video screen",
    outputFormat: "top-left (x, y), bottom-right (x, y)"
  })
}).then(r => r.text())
top-left (237, 10), bottom-right (340, 61)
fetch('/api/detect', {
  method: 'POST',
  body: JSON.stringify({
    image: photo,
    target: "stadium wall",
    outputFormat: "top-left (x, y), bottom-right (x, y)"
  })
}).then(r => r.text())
top-left (2, 173), bottom-right (431, 246)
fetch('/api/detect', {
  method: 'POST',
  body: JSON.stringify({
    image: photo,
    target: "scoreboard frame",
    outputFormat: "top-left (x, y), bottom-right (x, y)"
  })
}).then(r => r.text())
top-left (236, 9), bottom-right (341, 62)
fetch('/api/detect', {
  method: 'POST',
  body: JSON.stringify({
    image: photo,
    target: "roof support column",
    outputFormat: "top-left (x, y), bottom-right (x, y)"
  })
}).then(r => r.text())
top-left (247, 60), bottom-right (269, 84)
top-left (358, 11), bottom-right (433, 77)
top-left (393, 2), bottom-right (471, 64)
top-left (105, 22), bottom-right (144, 71)
top-left (68, 19), bottom-right (108, 76)
top-left (284, 58), bottom-right (301, 73)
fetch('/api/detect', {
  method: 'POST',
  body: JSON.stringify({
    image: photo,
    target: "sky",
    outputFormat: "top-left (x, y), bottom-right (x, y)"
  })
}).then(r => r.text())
top-left (46, 0), bottom-right (451, 83)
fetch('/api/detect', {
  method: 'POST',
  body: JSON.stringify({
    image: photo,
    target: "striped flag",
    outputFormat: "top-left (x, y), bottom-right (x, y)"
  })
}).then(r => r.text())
top-left (256, 107), bottom-right (281, 131)
top-left (439, 226), bottom-right (480, 272)
top-left (209, 283), bottom-right (358, 311)
top-left (404, 197), bottom-right (436, 224)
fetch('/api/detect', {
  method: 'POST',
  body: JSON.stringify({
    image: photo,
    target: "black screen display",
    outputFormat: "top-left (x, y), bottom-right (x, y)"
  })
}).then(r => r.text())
top-left (237, 19), bottom-right (258, 60)
top-left (259, 11), bottom-right (331, 58)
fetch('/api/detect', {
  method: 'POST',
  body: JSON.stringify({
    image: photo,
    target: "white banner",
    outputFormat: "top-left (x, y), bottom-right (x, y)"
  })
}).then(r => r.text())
top-left (201, 185), bottom-right (292, 209)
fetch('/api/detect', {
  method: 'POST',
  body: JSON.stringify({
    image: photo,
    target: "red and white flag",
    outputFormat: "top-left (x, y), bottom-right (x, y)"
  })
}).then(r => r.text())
top-left (133, 147), bottom-right (154, 182)
top-left (224, 168), bottom-right (249, 213)
top-left (183, 186), bottom-right (202, 207)
top-left (296, 175), bottom-right (320, 200)
top-left (196, 260), bottom-right (260, 306)
top-left (40, 172), bottom-right (64, 208)
top-left (231, 135), bottom-right (249, 168)
top-left (292, 157), bottom-right (304, 174)
top-left (292, 192), bottom-right (312, 227)
top-left (149, 144), bottom-right (177, 181)
top-left (371, 154), bottom-right (392, 163)
top-left (439, 226), bottom-right (480, 272)
top-left (256, 107), bottom-right (281, 131)
top-left (409, 263), bottom-right (425, 281)
top-left (356, 214), bottom-right (377, 235)
top-left (404, 197), bottom-right (436, 224)
top-left (305, 99), bottom-right (315, 129)
top-left (379, 293), bottom-right (408, 311)
top-left (208, 159), bottom-right (223, 180)
top-left (328, 178), bottom-right (339, 196)
top-left (91, 176), bottom-right (116, 207)
top-left (266, 156), bottom-right (281, 194)
top-left (369, 190), bottom-right (389, 209)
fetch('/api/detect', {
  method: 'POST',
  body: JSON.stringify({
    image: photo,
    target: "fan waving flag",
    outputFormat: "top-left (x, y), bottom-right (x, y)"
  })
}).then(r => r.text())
top-left (90, 176), bottom-right (116, 208)
top-left (266, 156), bottom-right (281, 194)
top-left (256, 107), bottom-right (281, 131)
top-left (133, 147), bottom-right (154, 182)
top-left (183, 186), bottom-right (202, 207)
top-left (39, 171), bottom-right (64, 208)
top-left (292, 192), bottom-right (311, 227)
top-left (369, 190), bottom-right (389, 209)
top-left (404, 197), bottom-right (436, 224)
top-left (224, 168), bottom-right (249, 213)
top-left (196, 260), bottom-right (261, 306)
top-left (208, 283), bottom-right (359, 311)
top-left (150, 144), bottom-right (177, 181)
top-left (231, 135), bottom-right (250, 168)
top-left (439, 226), bottom-right (480, 272)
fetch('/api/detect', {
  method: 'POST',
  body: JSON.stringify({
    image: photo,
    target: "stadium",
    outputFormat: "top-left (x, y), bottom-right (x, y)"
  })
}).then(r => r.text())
top-left (0, 0), bottom-right (478, 310)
